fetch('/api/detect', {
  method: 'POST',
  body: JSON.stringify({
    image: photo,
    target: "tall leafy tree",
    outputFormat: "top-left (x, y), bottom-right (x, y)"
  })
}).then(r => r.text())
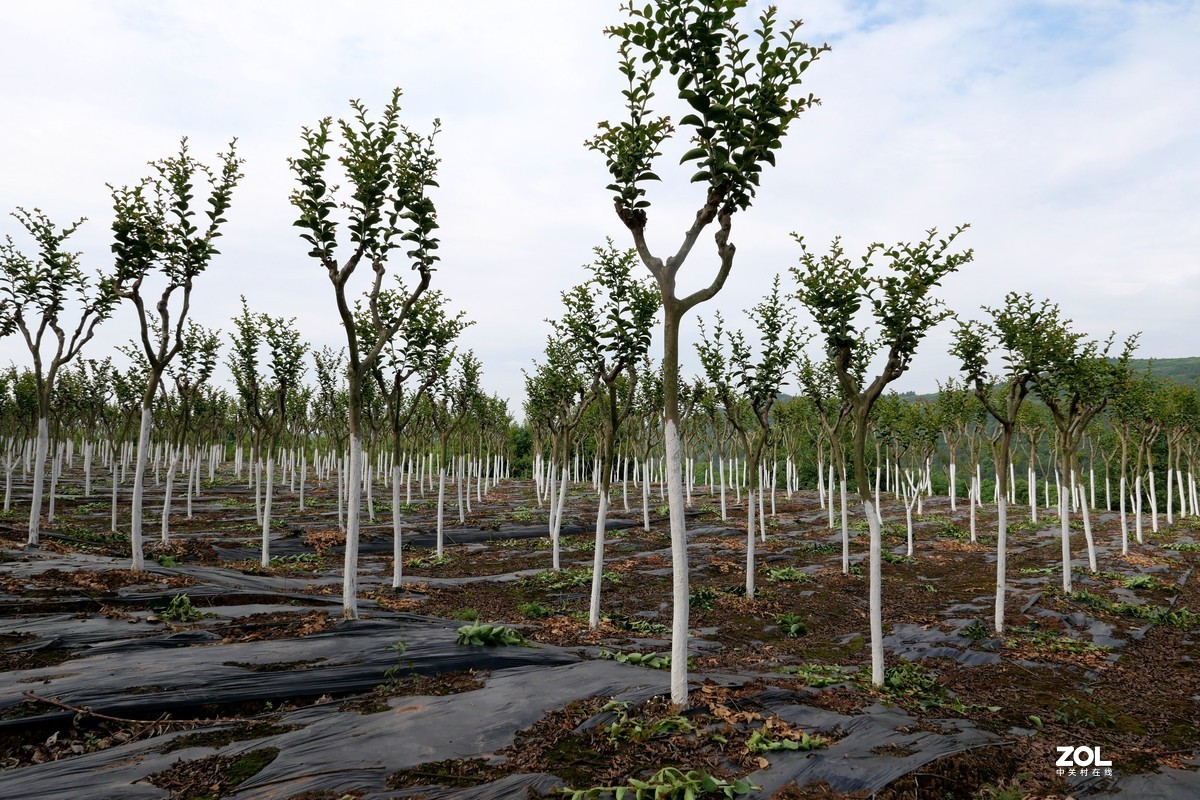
top-left (291, 89), bottom-right (441, 619)
top-left (555, 242), bottom-right (658, 628)
top-left (793, 227), bottom-right (973, 685)
top-left (951, 293), bottom-right (1059, 632)
top-left (110, 139), bottom-right (241, 569)
top-left (229, 300), bottom-right (308, 566)
top-left (369, 288), bottom-right (470, 586)
top-left (1033, 322), bottom-right (1136, 591)
top-left (0, 209), bottom-right (125, 546)
top-left (696, 276), bottom-right (803, 599)
top-left (161, 321), bottom-right (221, 541)
top-left (589, 0), bottom-right (827, 707)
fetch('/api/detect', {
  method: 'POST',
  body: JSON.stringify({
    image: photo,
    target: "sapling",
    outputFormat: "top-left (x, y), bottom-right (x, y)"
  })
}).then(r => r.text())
top-left (291, 89), bottom-right (441, 619)
top-left (0, 209), bottom-right (125, 546)
top-left (590, 0), bottom-right (827, 708)
top-left (112, 139), bottom-right (242, 570)
top-left (696, 276), bottom-right (803, 599)
top-left (371, 289), bottom-right (469, 586)
top-left (553, 242), bottom-right (657, 628)
top-left (1032, 321), bottom-right (1136, 590)
top-left (952, 293), bottom-right (1057, 632)
top-left (793, 227), bottom-right (973, 686)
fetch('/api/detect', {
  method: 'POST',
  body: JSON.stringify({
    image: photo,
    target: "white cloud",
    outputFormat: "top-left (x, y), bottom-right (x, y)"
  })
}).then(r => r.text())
top-left (0, 0), bottom-right (1196, 417)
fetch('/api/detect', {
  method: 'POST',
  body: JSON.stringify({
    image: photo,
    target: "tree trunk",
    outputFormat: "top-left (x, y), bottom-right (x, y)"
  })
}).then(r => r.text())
top-left (1059, 480), bottom-right (1073, 592)
top-left (26, 417), bottom-right (49, 546)
top-left (589, 490), bottom-right (609, 628)
top-left (436, 467), bottom-right (446, 558)
top-left (161, 448), bottom-right (178, 544)
top-left (342, 434), bottom-right (363, 619)
top-left (552, 464), bottom-right (568, 572)
top-left (129, 405), bottom-right (153, 571)
top-left (392, 463), bottom-right (403, 588)
top-left (260, 451), bottom-right (274, 568)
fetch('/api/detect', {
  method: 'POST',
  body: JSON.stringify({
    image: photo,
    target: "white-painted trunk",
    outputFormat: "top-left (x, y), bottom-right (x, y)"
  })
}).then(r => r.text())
top-left (392, 464), bottom-right (403, 588)
top-left (26, 417), bottom-right (49, 546)
top-left (436, 468), bottom-right (446, 558)
top-left (1029, 467), bottom-right (1037, 524)
top-left (746, 487), bottom-right (756, 600)
top-left (342, 435), bottom-right (363, 619)
top-left (1148, 470), bottom-right (1158, 532)
top-left (758, 476), bottom-right (766, 543)
top-left (260, 452), bottom-right (274, 568)
top-left (588, 490), bottom-right (608, 629)
top-left (111, 461), bottom-right (119, 532)
top-left (1135, 475), bottom-right (1143, 544)
top-left (840, 478), bottom-right (849, 573)
top-left (129, 406), bottom-right (152, 571)
top-left (552, 465), bottom-right (568, 572)
top-left (299, 450), bottom-right (307, 510)
top-left (642, 463), bottom-right (651, 531)
top-left (1060, 485), bottom-right (1072, 592)
top-left (1119, 474), bottom-right (1129, 554)
top-left (865, 499), bottom-right (884, 687)
top-left (664, 419), bottom-right (689, 707)
top-left (995, 492), bottom-right (1008, 634)
top-left (161, 450), bottom-right (178, 544)
top-left (718, 456), bottom-right (726, 521)
top-left (969, 478), bottom-right (977, 543)
top-left (949, 459), bottom-right (956, 512)
top-left (1077, 483), bottom-right (1096, 573)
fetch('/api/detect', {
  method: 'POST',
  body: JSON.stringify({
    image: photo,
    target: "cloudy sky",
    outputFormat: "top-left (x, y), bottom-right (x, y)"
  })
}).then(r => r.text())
top-left (1, 0), bottom-right (1196, 417)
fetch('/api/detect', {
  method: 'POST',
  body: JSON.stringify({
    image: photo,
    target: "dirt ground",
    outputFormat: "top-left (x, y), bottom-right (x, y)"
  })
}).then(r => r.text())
top-left (1, 468), bottom-right (1197, 799)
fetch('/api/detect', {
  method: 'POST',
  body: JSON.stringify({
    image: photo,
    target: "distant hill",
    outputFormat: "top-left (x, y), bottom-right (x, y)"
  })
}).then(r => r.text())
top-left (1128, 357), bottom-right (1200, 386)
top-left (888, 357), bottom-right (1200, 403)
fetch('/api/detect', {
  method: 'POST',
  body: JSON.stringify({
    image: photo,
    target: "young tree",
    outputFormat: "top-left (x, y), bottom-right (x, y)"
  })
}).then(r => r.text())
top-left (589, 1), bottom-right (827, 705)
top-left (523, 341), bottom-right (594, 568)
top-left (696, 276), bottom-right (803, 598)
top-left (161, 321), bottom-right (221, 542)
top-left (424, 350), bottom-right (482, 557)
top-left (793, 227), bottom-right (972, 686)
top-left (555, 242), bottom-right (658, 628)
top-left (952, 293), bottom-right (1059, 632)
top-left (369, 288), bottom-right (469, 586)
top-left (794, 351), bottom-right (855, 563)
top-left (1033, 324), bottom-right (1136, 591)
top-left (229, 301), bottom-right (308, 566)
top-left (0, 209), bottom-right (125, 546)
top-left (111, 138), bottom-right (242, 570)
top-left (291, 89), bottom-right (441, 619)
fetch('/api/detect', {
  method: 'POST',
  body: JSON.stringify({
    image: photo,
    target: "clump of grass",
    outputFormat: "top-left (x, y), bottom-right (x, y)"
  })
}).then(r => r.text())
top-left (766, 566), bottom-right (812, 583)
top-left (522, 567), bottom-right (620, 591)
top-left (598, 650), bottom-right (671, 669)
top-left (959, 619), bottom-right (990, 642)
top-left (775, 613), bottom-right (808, 638)
top-left (775, 663), bottom-right (855, 687)
top-left (746, 726), bottom-right (827, 753)
top-left (455, 623), bottom-right (526, 647)
top-left (689, 587), bottom-right (719, 612)
top-left (153, 593), bottom-right (213, 623)
top-left (517, 601), bottom-right (554, 619)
